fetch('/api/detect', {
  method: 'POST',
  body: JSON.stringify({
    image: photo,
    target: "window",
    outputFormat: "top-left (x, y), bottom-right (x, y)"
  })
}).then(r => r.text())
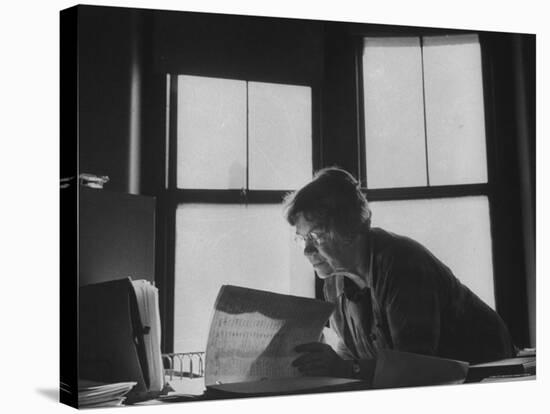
top-left (361, 34), bottom-right (495, 307)
top-left (369, 197), bottom-right (494, 306)
top-left (167, 75), bottom-right (314, 353)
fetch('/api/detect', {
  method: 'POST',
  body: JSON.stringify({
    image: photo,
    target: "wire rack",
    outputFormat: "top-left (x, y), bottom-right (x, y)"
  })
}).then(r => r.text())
top-left (162, 352), bottom-right (205, 380)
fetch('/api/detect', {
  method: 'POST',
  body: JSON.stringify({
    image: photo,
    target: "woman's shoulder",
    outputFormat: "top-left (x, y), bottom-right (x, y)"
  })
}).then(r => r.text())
top-left (369, 227), bottom-right (453, 283)
top-left (370, 227), bottom-right (432, 261)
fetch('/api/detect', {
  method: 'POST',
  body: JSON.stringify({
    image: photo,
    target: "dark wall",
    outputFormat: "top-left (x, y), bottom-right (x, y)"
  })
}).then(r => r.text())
top-left (152, 10), bottom-right (324, 85)
top-left (78, 6), bottom-right (142, 193)
top-left (79, 187), bottom-right (155, 286)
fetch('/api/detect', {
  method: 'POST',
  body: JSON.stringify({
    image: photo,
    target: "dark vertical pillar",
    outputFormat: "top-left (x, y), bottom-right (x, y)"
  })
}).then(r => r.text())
top-left (512, 34), bottom-right (536, 347)
top-left (320, 23), bottom-right (361, 178)
top-left (482, 33), bottom-right (530, 347)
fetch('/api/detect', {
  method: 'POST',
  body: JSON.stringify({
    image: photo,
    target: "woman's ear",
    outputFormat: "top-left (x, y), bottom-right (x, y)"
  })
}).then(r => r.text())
top-left (330, 230), bottom-right (355, 246)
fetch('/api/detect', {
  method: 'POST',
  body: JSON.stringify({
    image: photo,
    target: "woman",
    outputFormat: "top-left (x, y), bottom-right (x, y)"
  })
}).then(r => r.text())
top-left (285, 167), bottom-right (516, 381)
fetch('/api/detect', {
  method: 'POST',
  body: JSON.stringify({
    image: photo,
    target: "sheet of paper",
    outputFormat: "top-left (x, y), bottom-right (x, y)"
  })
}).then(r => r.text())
top-left (204, 285), bottom-right (335, 386)
top-left (469, 356), bottom-right (536, 369)
top-left (78, 381), bottom-right (137, 407)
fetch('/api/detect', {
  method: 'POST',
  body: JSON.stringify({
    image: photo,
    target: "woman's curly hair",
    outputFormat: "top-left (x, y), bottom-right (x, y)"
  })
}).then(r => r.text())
top-left (283, 167), bottom-right (372, 239)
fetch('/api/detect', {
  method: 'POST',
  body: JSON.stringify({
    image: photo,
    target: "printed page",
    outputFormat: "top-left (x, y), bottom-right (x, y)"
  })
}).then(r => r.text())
top-left (204, 285), bottom-right (335, 386)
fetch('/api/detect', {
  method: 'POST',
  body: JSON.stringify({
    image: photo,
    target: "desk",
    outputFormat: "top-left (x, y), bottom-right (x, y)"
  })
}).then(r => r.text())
top-left (134, 354), bottom-right (537, 406)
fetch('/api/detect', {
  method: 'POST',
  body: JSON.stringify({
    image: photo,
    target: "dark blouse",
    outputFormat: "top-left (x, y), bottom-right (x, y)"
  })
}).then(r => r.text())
top-left (323, 228), bottom-right (516, 364)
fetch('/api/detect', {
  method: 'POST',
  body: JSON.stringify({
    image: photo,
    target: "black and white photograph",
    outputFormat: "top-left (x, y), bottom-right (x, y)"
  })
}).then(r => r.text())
top-left (1, 1), bottom-right (546, 414)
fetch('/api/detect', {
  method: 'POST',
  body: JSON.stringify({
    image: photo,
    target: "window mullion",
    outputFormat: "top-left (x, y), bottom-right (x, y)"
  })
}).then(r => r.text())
top-left (355, 37), bottom-right (368, 186)
top-left (419, 36), bottom-right (431, 187)
top-left (364, 182), bottom-right (490, 202)
top-left (168, 73), bottom-right (179, 191)
top-left (173, 189), bottom-right (290, 204)
top-left (246, 81), bottom-right (250, 192)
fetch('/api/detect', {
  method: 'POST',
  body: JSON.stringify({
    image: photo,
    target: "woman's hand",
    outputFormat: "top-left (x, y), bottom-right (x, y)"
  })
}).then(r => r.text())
top-left (292, 342), bottom-right (353, 378)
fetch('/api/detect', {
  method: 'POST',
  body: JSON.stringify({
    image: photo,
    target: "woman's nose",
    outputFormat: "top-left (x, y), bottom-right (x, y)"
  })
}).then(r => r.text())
top-left (303, 241), bottom-right (317, 256)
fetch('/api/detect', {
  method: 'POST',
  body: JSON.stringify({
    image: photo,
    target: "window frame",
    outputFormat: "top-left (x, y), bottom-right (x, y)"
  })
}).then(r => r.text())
top-left (352, 29), bottom-right (530, 346)
top-left (153, 29), bottom-right (532, 352)
top-left (356, 31), bottom-right (493, 195)
top-left (356, 30), bottom-right (496, 290)
top-left (158, 73), bottom-right (321, 353)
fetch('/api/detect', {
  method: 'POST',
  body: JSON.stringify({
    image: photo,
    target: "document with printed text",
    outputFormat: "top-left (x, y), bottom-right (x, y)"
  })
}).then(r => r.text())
top-left (204, 285), bottom-right (336, 388)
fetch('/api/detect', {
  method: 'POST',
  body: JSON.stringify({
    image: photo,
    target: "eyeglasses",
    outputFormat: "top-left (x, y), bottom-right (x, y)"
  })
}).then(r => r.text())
top-left (294, 230), bottom-right (329, 249)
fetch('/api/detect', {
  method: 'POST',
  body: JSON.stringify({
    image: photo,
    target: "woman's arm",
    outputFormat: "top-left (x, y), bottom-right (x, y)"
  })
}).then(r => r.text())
top-left (293, 342), bottom-right (376, 384)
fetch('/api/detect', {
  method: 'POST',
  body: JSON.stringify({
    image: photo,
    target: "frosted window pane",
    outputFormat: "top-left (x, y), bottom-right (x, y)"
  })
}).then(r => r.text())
top-left (177, 75), bottom-right (247, 189)
top-left (363, 37), bottom-right (427, 189)
top-left (423, 35), bottom-right (488, 185)
top-left (248, 82), bottom-right (312, 190)
top-left (370, 197), bottom-right (495, 308)
top-left (174, 204), bottom-right (314, 353)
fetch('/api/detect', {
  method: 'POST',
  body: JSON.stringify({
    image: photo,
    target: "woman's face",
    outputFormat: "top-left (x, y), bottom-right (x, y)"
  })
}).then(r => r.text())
top-left (294, 213), bottom-right (353, 279)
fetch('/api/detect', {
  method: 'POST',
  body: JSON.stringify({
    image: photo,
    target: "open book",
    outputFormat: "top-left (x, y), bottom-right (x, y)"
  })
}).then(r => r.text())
top-left (203, 285), bottom-right (366, 396)
top-left (201, 285), bottom-right (471, 396)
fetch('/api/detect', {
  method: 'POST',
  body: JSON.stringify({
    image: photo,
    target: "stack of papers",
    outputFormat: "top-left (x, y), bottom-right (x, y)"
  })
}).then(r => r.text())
top-left (467, 356), bottom-right (536, 382)
top-left (131, 279), bottom-right (164, 392)
top-left (78, 380), bottom-right (137, 408)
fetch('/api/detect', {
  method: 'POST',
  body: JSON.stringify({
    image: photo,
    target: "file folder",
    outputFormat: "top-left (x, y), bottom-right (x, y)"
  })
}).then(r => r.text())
top-left (79, 277), bottom-right (159, 403)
